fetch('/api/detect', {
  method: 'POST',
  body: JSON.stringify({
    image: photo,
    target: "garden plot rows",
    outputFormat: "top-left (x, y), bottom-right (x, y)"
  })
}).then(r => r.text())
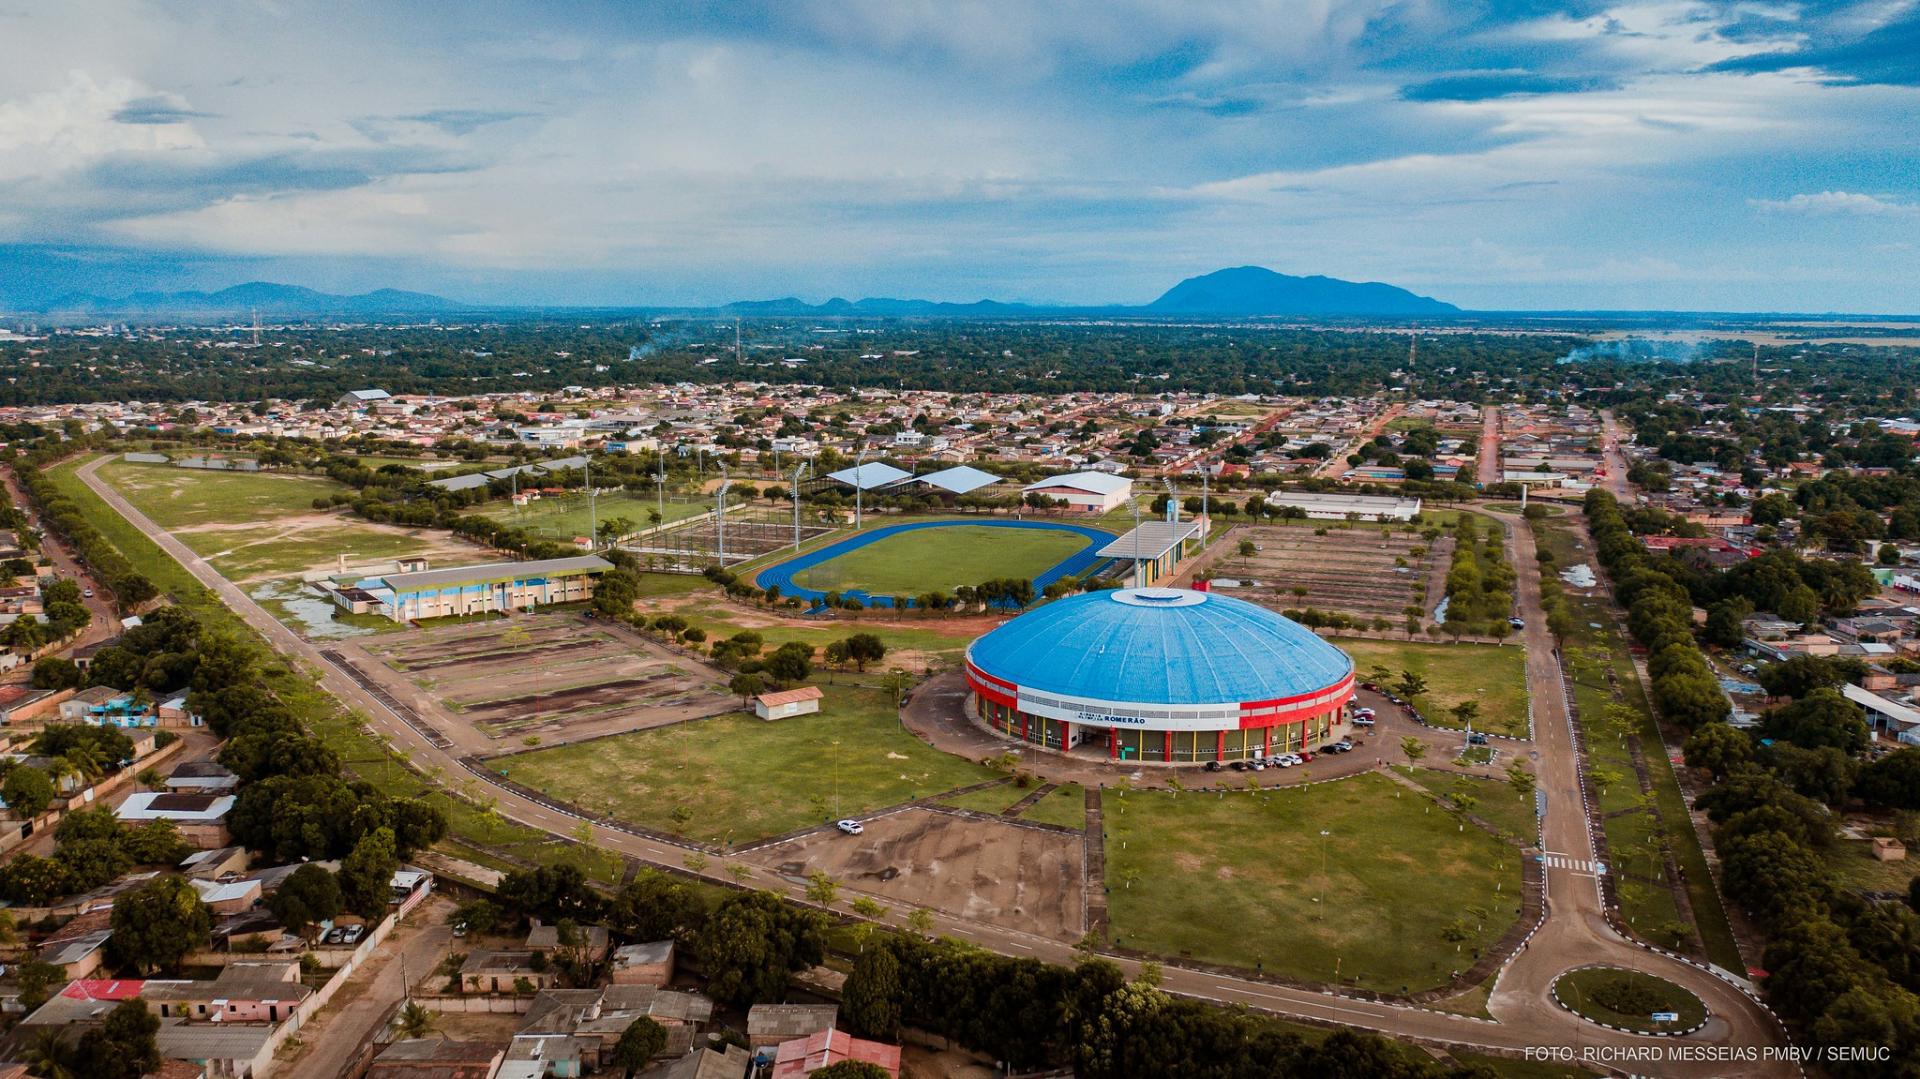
top-left (359, 614), bottom-right (734, 744)
top-left (1210, 526), bottom-right (1444, 622)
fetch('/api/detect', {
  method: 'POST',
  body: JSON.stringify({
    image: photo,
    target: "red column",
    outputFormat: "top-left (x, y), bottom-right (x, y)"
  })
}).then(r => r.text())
top-left (1163, 731), bottom-right (1172, 762)
top-left (1263, 727), bottom-right (1271, 755)
top-left (1216, 730), bottom-right (1225, 761)
top-left (1109, 731), bottom-right (1118, 759)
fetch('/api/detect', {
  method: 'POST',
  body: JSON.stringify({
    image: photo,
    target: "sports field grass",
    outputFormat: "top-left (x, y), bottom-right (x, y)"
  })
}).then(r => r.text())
top-left (1103, 772), bottom-right (1523, 992)
top-left (1336, 638), bottom-right (1530, 737)
top-left (99, 459), bottom-right (348, 529)
top-left (199, 524), bottom-right (438, 579)
top-left (790, 524), bottom-right (1094, 597)
top-left (494, 685), bottom-right (995, 845)
top-left (481, 490), bottom-right (707, 540)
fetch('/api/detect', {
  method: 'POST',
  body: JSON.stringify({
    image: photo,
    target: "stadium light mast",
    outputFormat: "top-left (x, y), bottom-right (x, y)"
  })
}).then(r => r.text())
top-left (655, 449), bottom-right (668, 523)
top-left (791, 461), bottom-right (809, 551)
top-left (716, 463), bottom-right (731, 564)
top-left (854, 446), bottom-right (872, 531)
top-left (586, 458), bottom-right (597, 551)
top-left (1131, 497), bottom-right (1144, 589)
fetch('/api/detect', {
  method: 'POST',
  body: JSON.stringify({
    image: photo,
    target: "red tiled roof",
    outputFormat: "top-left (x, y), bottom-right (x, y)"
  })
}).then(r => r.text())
top-left (755, 686), bottom-right (824, 707)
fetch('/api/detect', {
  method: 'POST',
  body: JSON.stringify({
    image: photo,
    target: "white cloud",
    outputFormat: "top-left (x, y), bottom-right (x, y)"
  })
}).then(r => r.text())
top-left (1748, 190), bottom-right (1920, 215)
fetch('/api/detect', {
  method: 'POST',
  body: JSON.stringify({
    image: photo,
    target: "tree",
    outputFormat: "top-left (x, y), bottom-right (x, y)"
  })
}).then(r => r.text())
top-left (608, 870), bottom-right (704, 943)
top-left (30, 657), bottom-right (80, 690)
top-left (268, 864), bottom-right (343, 942)
top-left (109, 875), bottom-right (211, 974)
top-left (1722, 830), bottom-right (1830, 931)
top-left (1400, 736), bottom-right (1427, 762)
top-left (842, 633), bottom-right (889, 673)
top-left (610, 1016), bottom-right (668, 1076)
top-left (394, 1000), bottom-right (437, 1039)
top-left (809, 1064), bottom-right (892, 1079)
top-left (67, 999), bottom-right (161, 1079)
top-left (728, 671), bottom-right (766, 706)
top-left (1393, 671), bottom-right (1428, 701)
top-left (14, 958), bottom-right (65, 1011)
top-left (1449, 700), bottom-right (1480, 730)
top-left (695, 890), bottom-right (828, 1009)
top-left (2, 764), bottom-right (55, 817)
top-left (764, 641), bottom-right (813, 684)
top-left (1763, 687), bottom-right (1869, 754)
top-left (1857, 748), bottom-right (1920, 810)
top-left (339, 826), bottom-right (400, 920)
top-left (1683, 723), bottom-right (1754, 780)
top-left (842, 944), bottom-right (902, 1040)
top-left (804, 870), bottom-right (840, 907)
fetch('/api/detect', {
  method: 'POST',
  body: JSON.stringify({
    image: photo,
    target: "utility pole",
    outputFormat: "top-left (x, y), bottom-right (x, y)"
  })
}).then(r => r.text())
top-left (1131, 497), bottom-right (1143, 588)
top-left (655, 450), bottom-right (667, 523)
top-left (716, 464), bottom-right (731, 564)
top-left (586, 458), bottom-right (597, 550)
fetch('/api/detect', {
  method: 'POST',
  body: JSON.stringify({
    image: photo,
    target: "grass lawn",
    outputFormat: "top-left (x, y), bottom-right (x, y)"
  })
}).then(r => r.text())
top-left (198, 523), bottom-right (438, 580)
top-left (1554, 966), bottom-right (1706, 1034)
top-left (1020, 783), bottom-right (1087, 829)
top-left (1104, 772), bottom-right (1525, 992)
top-left (1396, 767), bottom-right (1537, 846)
top-left (482, 490), bottom-right (708, 540)
top-left (98, 459), bottom-right (348, 529)
top-left (1539, 522), bottom-right (1742, 969)
top-left (790, 524), bottom-right (1097, 597)
top-left (494, 685), bottom-right (996, 845)
top-left (1824, 838), bottom-right (1919, 894)
top-left (670, 597), bottom-right (978, 666)
top-left (937, 782), bottom-right (1023, 815)
top-left (1336, 638), bottom-right (1530, 737)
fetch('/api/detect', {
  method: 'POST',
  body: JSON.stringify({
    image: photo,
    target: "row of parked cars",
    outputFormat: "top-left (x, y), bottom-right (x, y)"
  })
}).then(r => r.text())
top-left (322, 924), bottom-right (366, 946)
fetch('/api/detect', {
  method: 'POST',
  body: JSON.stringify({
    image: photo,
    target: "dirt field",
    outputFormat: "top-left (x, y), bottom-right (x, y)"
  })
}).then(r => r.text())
top-left (357, 614), bottom-right (734, 745)
top-left (1198, 524), bottom-right (1448, 623)
top-left (747, 807), bottom-right (1087, 941)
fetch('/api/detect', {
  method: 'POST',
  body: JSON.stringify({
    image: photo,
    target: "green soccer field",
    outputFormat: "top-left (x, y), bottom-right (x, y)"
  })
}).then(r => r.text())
top-left (790, 524), bottom-right (1098, 596)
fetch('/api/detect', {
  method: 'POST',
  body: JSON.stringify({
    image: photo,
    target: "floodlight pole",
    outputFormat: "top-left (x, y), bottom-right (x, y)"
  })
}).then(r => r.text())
top-left (716, 463), bottom-right (731, 564)
top-left (655, 449), bottom-right (667, 523)
top-left (854, 446), bottom-right (872, 531)
top-left (1132, 498), bottom-right (1143, 589)
top-left (586, 458), bottom-right (597, 551)
top-left (791, 461), bottom-right (808, 551)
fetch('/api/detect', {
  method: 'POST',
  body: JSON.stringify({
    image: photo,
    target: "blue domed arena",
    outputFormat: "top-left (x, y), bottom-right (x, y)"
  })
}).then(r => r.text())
top-left (964, 586), bottom-right (1356, 763)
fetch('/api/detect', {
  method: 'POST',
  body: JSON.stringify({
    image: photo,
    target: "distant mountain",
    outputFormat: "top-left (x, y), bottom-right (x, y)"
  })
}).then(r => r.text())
top-left (1146, 266), bottom-right (1458, 316)
top-left (720, 296), bottom-right (1036, 317)
top-left (26, 281), bottom-right (467, 320)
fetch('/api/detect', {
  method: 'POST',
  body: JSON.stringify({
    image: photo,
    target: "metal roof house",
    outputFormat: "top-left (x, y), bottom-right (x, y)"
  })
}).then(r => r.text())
top-left (1022, 471), bottom-right (1133, 512)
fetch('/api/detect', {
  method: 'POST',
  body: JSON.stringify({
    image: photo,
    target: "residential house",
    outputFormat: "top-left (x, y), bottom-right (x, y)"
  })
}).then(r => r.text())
top-left (368, 1038), bottom-right (507, 1079)
top-left (608, 941), bottom-right (674, 987)
top-left (746, 1004), bottom-right (839, 1050)
top-left (115, 792), bottom-right (235, 848)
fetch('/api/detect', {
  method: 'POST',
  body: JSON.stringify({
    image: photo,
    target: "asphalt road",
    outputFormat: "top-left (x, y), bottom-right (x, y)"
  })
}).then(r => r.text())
top-left (76, 456), bottom-right (1796, 1076)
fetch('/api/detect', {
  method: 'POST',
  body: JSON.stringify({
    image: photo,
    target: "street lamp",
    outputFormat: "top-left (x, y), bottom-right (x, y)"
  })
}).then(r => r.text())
top-left (1318, 829), bottom-right (1331, 915)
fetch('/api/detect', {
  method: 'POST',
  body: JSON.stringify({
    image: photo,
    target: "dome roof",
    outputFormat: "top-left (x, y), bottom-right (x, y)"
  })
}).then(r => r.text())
top-left (967, 587), bottom-right (1353, 705)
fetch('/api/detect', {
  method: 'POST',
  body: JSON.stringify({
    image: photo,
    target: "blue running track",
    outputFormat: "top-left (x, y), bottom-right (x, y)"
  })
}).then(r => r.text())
top-left (754, 519), bottom-right (1116, 610)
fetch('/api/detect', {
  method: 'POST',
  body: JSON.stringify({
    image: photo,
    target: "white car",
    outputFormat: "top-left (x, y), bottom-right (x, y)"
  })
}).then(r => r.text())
top-left (835, 819), bottom-right (864, 836)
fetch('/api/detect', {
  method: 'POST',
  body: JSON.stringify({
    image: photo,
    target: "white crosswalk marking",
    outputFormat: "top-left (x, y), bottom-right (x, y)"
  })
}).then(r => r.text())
top-left (1542, 854), bottom-right (1600, 873)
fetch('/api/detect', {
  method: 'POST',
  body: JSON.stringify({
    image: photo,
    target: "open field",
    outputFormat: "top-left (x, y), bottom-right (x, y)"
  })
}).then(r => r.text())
top-left (492, 686), bottom-right (997, 844)
top-left (1203, 523), bottom-right (1442, 623)
top-left (1104, 772), bottom-right (1524, 992)
top-left (748, 807), bottom-right (1087, 940)
top-left (1396, 767), bottom-right (1537, 846)
top-left (481, 489), bottom-right (708, 541)
top-left (937, 781), bottom-right (1087, 830)
top-left (1538, 521), bottom-right (1742, 968)
top-left (98, 458), bottom-right (484, 585)
top-left (100, 458), bottom-right (346, 528)
top-left (358, 613), bottom-right (733, 743)
top-left (1824, 834), bottom-right (1919, 894)
top-left (1337, 639), bottom-right (1530, 737)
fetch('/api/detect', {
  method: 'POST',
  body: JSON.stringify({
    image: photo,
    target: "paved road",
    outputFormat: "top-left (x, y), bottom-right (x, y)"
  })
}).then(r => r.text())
top-left (1599, 410), bottom-right (1635, 503)
top-left (1315, 403), bottom-right (1406, 479)
top-left (76, 456), bottom-right (1793, 1076)
top-left (1479, 406), bottom-right (1502, 487)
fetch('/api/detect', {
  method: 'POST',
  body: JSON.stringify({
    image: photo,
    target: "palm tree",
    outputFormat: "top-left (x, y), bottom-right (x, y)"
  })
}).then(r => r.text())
top-left (25, 1027), bottom-right (76, 1079)
top-left (394, 1000), bottom-right (437, 1040)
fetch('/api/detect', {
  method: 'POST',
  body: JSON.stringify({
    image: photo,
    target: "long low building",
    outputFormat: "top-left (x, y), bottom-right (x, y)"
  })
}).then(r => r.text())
top-left (1266, 490), bottom-right (1422, 521)
top-left (337, 555), bottom-right (615, 622)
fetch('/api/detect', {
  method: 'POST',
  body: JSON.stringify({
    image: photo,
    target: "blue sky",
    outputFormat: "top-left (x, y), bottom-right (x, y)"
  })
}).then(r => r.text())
top-left (1, 0), bottom-right (1917, 311)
